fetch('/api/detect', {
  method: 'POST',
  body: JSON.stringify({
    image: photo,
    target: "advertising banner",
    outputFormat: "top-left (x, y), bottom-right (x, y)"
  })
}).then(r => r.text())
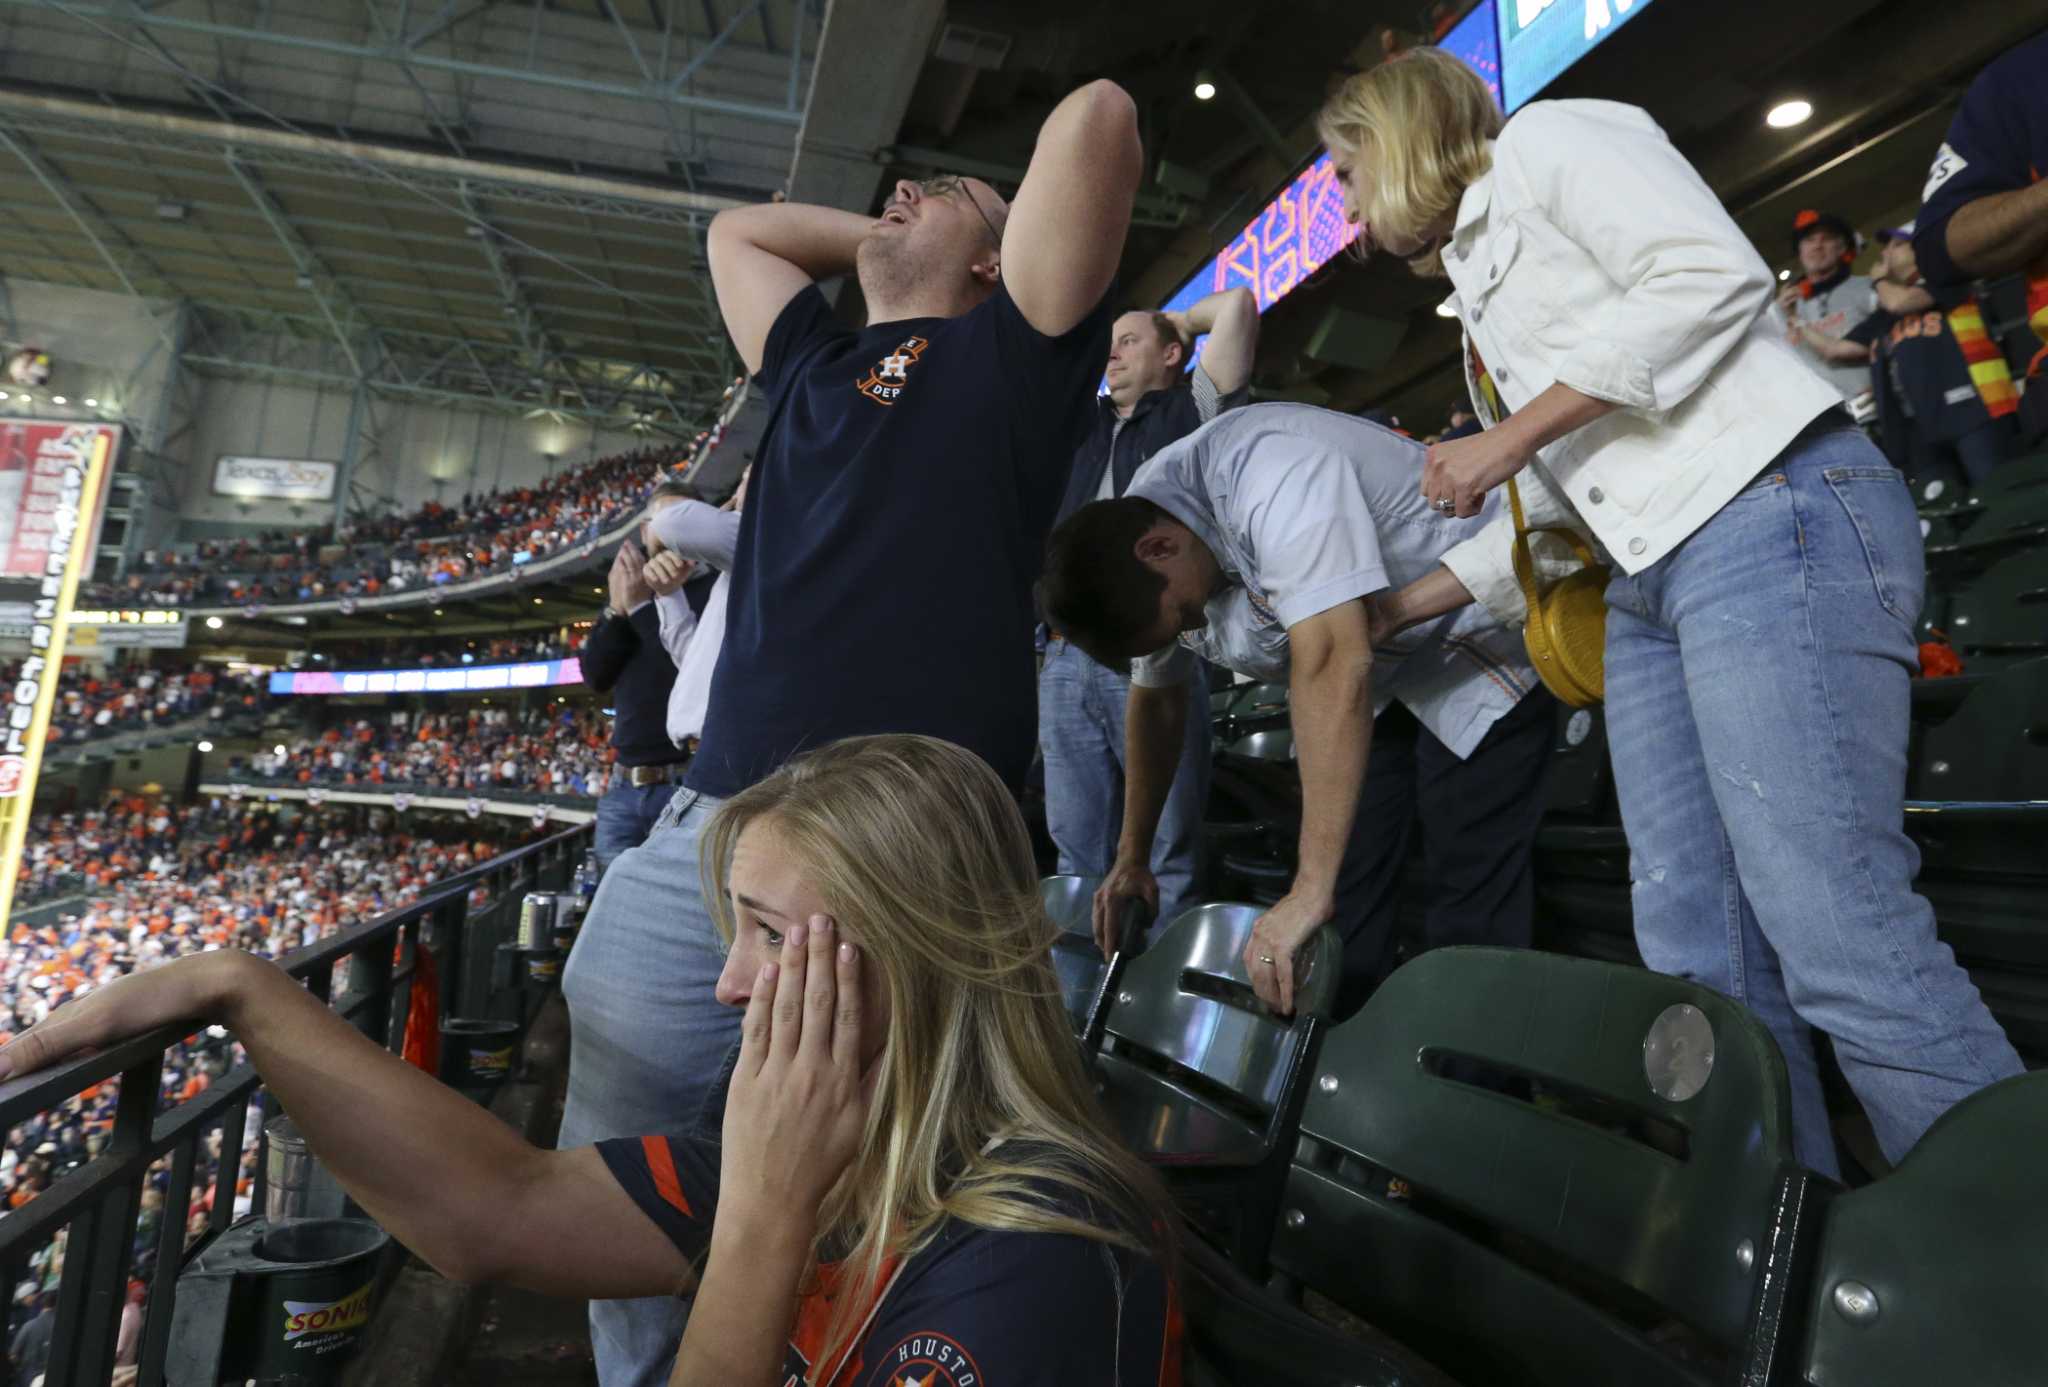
top-left (268, 657), bottom-right (583, 697)
top-left (0, 423), bottom-right (118, 927)
top-left (212, 455), bottom-right (338, 502)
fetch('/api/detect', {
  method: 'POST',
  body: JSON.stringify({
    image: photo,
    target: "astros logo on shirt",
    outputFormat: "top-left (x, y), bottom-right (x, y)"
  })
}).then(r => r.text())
top-left (856, 336), bottom-right (929, 406)
top-left (882, 1333), bottom-right (981, 1386)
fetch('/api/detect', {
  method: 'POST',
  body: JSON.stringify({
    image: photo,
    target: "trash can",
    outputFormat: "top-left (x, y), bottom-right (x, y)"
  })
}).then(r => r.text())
top-left (438, 1016), bottom-right (520, 1099)
top-left (166, 1216), bottom-right (390, 1385)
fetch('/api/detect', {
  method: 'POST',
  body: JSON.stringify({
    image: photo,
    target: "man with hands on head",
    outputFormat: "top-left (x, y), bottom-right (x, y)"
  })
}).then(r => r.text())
top-left (559, 76), bottom-right (1142, 1385)
top-left (0, 736), bottom-right (1180, 1384)
top-left (1040, 285), bottom-right (1259, 930)
top-left (636, 480), bottom-right (745, 755)
top-left (579, 481), bottom-right (702, 868)
top-left (1042, 403), bottom-right (1554, 1020)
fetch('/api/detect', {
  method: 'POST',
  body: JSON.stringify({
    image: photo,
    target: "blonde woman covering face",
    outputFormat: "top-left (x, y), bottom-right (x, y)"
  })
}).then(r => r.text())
top-left (0, 736), bottom-right (1182, 1384)
top-left (1336, 48), bottom-right (2020, 1176)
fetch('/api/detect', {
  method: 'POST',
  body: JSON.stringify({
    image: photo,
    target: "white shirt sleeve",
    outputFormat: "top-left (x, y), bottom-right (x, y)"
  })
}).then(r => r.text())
top-left (653, 591), bottom-right (697, 666)
top-left (1496, 102), bottom-right (1777, 413)
top-left (1437, 463), bottom-right (1591, 628)
top-left (648, 499), bottom-right (742, 570)
top-left (1130, 642), bottom-right (1197, 688)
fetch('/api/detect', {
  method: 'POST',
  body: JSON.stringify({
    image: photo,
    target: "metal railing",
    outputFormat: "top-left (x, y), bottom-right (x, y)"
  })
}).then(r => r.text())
top-left (0, 821), bottom-right (591, 1386)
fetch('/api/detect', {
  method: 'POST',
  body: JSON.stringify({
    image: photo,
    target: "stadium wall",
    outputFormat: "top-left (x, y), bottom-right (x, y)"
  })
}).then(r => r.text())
top-left (0, 279), bottom-right (177, 446)
top-left (176, 376), bottom-right (650, 532)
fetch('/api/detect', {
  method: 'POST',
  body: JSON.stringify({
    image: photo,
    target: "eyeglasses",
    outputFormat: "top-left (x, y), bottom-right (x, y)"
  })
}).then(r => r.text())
top-left (916, 174), bottom-right (1003, 249)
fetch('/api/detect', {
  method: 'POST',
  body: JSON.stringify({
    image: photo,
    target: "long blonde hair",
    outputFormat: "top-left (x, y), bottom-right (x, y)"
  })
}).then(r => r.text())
top-left (1317, 46), bottom-right (1502, 277)
top-left (700, 734), bottom-right (1176, 1376)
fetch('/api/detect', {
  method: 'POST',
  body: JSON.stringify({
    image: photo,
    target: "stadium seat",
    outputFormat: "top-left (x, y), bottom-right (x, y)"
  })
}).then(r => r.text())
top-left (1093, 902), bottom-right (1340, 1274)
top-left (1540, 703), bottom-right (1614, 821)
top-left (1796, 1071), bottom-right (2048, 1386)
top-left (1179, 1223), bottom-right (1461, 1387)
top-left (1039, 874), bottom-right (1148, 1043)
top-left (1268, 946), bottom-right (1817, 1387)
top-left (1940, 554), bottom-right (2048, 677)
top-left (1227, 728), bottom-right (1296, 762)
top-left (1912, 655), bottom-right (2048, 802)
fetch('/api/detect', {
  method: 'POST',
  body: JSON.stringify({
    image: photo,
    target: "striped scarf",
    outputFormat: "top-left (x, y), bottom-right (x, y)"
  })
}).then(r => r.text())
top-left (1946, 297), bottom-right (2019, 418)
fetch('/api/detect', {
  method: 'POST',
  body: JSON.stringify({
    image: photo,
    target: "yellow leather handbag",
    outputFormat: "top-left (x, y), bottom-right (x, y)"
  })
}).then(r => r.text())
top-left (1506, 475), bottom-right (1609, 707)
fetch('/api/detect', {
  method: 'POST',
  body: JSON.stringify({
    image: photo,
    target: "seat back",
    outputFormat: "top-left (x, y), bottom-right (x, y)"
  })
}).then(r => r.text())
top-left (1227, 729), bottom-right (1295, 762)
top-left (1102, 903), bottom-right (1338, 1121)
top-left (1941, 549), bottom-right (2048, 673)
top-left (1800, 1071), bottom-right (2048, 1385)
top-left (1038, 873), bottom-right (1098, 937)
top-left (1271, 948), bottom-right (1806, 1378)
top-left (1540, 703), bottom-right (1611, 819)
top-left (1915, 656), bottom-right (2048, 802)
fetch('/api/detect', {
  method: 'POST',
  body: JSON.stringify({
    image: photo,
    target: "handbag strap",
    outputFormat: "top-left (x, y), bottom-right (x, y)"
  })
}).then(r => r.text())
top-left (1506, 474), bottom-right (1546, 618)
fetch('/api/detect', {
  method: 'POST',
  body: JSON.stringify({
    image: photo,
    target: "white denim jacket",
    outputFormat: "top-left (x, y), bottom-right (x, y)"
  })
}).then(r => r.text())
top-left (1437, 100), bottom-right (1842, 629)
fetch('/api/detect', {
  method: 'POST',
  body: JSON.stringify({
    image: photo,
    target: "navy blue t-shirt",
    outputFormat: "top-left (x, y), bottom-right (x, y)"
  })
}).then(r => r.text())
top-left (684, 283), bottom-right (1112, 798)
top-left (597, 1133), bottom-right (1182, 1385)
top-left (1914, 30), bottom-right (2048, 294)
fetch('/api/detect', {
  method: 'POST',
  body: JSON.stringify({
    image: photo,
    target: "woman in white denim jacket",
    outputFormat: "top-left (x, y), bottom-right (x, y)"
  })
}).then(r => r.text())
top-left (1334, 48), bottom-right (2019, 1177)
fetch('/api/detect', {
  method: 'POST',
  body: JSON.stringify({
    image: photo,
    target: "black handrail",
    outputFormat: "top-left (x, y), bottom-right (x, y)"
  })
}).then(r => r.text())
top-left (0, 820), bottom-right (592, 1387)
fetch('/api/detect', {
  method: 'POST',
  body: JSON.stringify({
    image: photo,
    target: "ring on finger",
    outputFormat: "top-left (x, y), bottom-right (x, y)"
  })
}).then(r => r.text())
top-left (1435, 496), bottom-right (1455, 513)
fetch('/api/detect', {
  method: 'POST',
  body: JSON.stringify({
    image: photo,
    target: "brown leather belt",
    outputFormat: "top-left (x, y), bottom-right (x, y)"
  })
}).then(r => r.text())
top-left (627, 740), bottom-right (697, 786)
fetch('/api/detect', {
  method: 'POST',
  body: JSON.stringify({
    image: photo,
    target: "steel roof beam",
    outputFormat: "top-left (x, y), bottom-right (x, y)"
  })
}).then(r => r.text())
top-left (0, 89), bottom-right (744, 227)
top-left (2, 1), bottom-right (803, 125)
top-left (0, 122), bottom-right (178, 345)
top-left (224, 154), bottom-right (380, 377)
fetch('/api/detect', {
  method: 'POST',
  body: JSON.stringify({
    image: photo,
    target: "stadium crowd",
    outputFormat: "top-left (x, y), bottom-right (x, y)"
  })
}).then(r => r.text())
top-left (85, 446), bottom-right (682, 608)
top-left (3, 799), bottom-right (534, 1375)
top-left (21, 660), bottom-right (270, 750)
top-left (306, 631), bottom-right (577, 671)
top-left (234, 704), bottom-right (612, 799)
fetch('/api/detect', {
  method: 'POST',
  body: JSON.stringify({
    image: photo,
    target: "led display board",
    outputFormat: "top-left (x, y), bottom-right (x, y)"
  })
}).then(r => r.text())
top-left (1498, 0), bottom-right (1656, 111)
top-left (269, 657), bottom-right (584, 697)
top-left (1441, 0), bottom-right (1504, 108)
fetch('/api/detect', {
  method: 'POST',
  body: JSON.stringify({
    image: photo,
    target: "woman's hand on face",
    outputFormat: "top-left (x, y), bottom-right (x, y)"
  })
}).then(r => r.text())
top-left (0, 952), bottom-right (249, 1084)
top-left (1421, 427), bottom-right (1534, 520)
top-left (718, 916), bottom-right (871, 1228)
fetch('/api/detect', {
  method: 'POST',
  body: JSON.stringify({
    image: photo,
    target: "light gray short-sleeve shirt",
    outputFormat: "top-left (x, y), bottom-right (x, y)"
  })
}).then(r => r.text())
top-left (1128, 404), bottom-right (1540, 759)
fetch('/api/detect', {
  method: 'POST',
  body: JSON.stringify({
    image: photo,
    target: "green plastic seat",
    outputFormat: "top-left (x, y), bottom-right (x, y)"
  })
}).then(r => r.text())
top-left (1268, 947), bottom-right (1814, 1387)
top-left (1180, 1226), bottom-right (1460, 1387)
top-left (1039, 874), bottom-right (1150, 1043)
top-left (1039, 873), bottom-right (1099, 937)
top-left (1798, 1071), bottom-right (2048, 1386)
top-left (1227, 729), bottom-right (1296, 762)
top-left (1913, 656), bottom-right (2048, 801)
top-left (1094, 901), bottom-right (1340, 1273)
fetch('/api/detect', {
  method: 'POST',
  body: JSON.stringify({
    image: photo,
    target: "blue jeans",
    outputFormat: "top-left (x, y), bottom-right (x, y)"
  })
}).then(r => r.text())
top-left (1038, 638), bottom-right (1210, 925)
top-left (558, 788), bottom-right (738, 1386)
top-left (1603, 425), bottom-right (2021, 1176)
top-left (592, 779), bottom-right (681, 870)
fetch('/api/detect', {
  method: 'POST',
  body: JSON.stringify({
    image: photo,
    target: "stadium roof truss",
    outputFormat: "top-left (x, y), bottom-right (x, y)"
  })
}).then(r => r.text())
top-left (0, 0), bottom-right (829, 440)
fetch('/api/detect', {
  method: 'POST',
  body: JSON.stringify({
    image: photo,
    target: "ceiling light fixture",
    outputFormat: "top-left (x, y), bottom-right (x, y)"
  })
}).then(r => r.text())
top-left (1435, 301), bottom-right (1458, 319)
top-left (197, 740), bottom-right (214, 753)
top-left (83, 397), bottom-right (99, 408)
top-left (1779, 269), bottom-right (1792, 281)
top-left (51, 396), bottom-right (67, 405)
top-left (205, 615), bottom-right (224, 629)
top-left (1766, 100), bottom-right (1813, 129)
top-left (1193, 71), bottom-right (1217, 101)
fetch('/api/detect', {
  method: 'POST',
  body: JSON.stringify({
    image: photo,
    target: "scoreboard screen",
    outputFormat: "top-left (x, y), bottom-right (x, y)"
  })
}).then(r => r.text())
top-left (1498, 0), bottom-right (1657, 111)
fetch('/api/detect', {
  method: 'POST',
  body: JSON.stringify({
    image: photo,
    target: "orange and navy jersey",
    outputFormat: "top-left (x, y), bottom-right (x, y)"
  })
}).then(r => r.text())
top-left (598, 1133), bottom-right (1183, 1386)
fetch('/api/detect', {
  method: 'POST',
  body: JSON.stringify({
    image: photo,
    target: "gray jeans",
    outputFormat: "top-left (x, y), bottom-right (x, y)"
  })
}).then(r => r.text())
top-left (557, 788), bottom-right (738, 1386)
